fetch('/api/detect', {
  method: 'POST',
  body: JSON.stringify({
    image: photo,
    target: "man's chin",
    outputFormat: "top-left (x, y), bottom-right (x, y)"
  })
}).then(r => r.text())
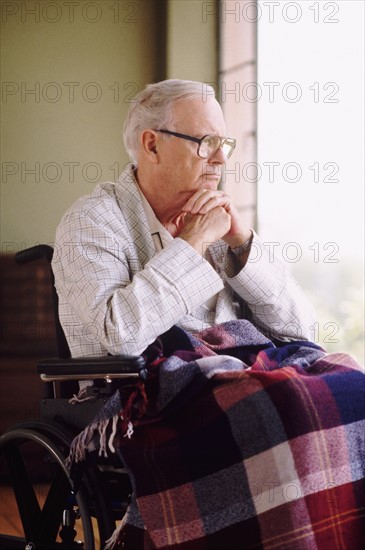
top-left (200, 175), bottom-right (221, 187)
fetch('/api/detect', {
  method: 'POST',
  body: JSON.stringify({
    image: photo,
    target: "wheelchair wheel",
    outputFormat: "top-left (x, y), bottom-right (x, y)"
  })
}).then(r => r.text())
top-left (0, 421), bottom-right (116, 549)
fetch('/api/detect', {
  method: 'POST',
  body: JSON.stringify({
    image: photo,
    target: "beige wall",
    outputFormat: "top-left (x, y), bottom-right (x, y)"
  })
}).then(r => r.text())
top-left (0, 0), bottom-right (218, 253)
top-left (0, 0), bottom-right (160, 250)
top-left (219, 1), bottom-right (257, 231)
top-left (166, 0), bottom-right (217, 82)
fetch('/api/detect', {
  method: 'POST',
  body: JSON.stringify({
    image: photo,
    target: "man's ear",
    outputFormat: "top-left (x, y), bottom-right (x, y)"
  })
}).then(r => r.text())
top-left (140, 130), bottom-right (159, 163)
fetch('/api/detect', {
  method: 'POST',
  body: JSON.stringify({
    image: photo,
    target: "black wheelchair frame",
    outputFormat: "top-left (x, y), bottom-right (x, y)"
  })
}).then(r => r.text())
top-left (0, 245), bottom-right (147, 549)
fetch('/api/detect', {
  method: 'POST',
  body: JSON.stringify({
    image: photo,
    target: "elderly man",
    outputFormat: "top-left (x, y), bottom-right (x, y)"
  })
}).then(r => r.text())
top-left (56, 80), bottom-right (365, 550)
top-left (53, 79), bottom-right (314, 358)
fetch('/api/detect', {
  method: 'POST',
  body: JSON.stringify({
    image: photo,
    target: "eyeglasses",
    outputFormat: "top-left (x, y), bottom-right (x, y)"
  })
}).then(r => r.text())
top-left (156, 129), bottom-right (236, 159)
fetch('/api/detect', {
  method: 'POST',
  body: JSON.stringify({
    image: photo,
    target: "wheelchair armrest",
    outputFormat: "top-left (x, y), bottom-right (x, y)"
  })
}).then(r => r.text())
top-left (37, 355), bottom-right (147, 382)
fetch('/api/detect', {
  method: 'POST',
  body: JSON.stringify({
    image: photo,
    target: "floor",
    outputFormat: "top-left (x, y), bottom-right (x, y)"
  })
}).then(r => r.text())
top-left (0, 486), bottom-right (21, 537)
top-left (0, 484), bottom-right (101, 545)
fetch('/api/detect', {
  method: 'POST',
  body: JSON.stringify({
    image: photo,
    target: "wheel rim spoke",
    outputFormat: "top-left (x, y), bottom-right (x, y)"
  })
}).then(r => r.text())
top-left (0, 426), bottom-right (106, 549)
top-left (33, 466), bottom-right (72, 543)
top-left (3, 444), bottom-right (41, 541)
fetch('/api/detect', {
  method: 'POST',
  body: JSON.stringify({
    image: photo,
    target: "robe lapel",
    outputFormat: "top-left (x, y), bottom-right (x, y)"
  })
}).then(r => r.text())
top-left (115, 165), bottom-right (156, 268)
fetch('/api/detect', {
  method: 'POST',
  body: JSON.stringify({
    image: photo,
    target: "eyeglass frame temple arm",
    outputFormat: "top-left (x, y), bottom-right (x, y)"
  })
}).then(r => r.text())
top-left (156, 129), bottom-right (202, 145)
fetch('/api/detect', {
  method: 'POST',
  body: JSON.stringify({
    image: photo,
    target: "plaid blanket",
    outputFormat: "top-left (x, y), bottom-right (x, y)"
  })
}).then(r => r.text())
top-left (68, 321), bottom-right (365, 549)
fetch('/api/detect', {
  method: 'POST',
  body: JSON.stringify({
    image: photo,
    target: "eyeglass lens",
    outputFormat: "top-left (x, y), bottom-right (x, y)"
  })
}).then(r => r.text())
top-left (199, 136), bottom-right (235, 159)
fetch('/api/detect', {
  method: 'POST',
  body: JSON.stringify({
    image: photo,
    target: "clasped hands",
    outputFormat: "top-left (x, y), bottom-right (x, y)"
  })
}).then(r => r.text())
top-left (164, 189), bottom-right (252, 256)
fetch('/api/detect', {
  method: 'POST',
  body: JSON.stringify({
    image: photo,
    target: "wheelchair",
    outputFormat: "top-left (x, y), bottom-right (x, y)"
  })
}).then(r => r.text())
top-left (0, 245), bottom-right (147, 549)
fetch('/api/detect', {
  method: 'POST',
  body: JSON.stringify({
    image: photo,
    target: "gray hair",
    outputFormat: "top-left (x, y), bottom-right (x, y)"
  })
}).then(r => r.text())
top-left (123, 79), bottom-right (216, 164)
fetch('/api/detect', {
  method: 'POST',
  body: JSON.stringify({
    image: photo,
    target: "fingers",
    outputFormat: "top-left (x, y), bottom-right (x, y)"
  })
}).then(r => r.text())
top-left (163, 212), bottom-right (187, 237)
top-left (182, 189), bottom-right (231, 215)
top-left (178, 206), bottom-right (231, 250)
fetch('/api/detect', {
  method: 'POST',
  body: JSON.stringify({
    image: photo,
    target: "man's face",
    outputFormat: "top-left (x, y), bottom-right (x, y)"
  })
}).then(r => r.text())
top-left (156, 96), bottom-right (228, 204)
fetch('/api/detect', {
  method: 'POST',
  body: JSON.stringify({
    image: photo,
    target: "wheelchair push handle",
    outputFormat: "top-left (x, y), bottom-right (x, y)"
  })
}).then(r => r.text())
top-left (15, 244), bottom-right (54, 265)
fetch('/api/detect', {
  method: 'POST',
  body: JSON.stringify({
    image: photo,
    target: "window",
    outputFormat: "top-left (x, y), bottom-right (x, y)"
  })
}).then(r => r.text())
top-left (220, 0), bottom-right (364, 363)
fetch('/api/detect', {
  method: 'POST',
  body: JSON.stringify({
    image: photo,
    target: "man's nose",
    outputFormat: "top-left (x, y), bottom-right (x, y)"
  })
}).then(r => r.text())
top-left (210, 146), bottom-right (226, 164)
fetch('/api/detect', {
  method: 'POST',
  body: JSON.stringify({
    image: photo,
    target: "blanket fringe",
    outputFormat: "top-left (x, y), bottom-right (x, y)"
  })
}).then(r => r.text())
top-left (65, 421), bottom-right (95, 468)
top-left (118, 383), bottom-right (147, 435)
top-left (125, 420), bottom-right (134, 438)
top-left (108, 414), bottom-right (118, 453)
top-left (65, 415), bottom-right (117, 469)
top-left (66, 381), bottom-right (146, 475)
top-left (98, 418), bottom-right (110, 458)
top-left (104, 513), bottom-right (128, 549)
top-left (69, 387), bottom-right (95, 404)
top-left (65, 414), bottom-right (135, 470)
